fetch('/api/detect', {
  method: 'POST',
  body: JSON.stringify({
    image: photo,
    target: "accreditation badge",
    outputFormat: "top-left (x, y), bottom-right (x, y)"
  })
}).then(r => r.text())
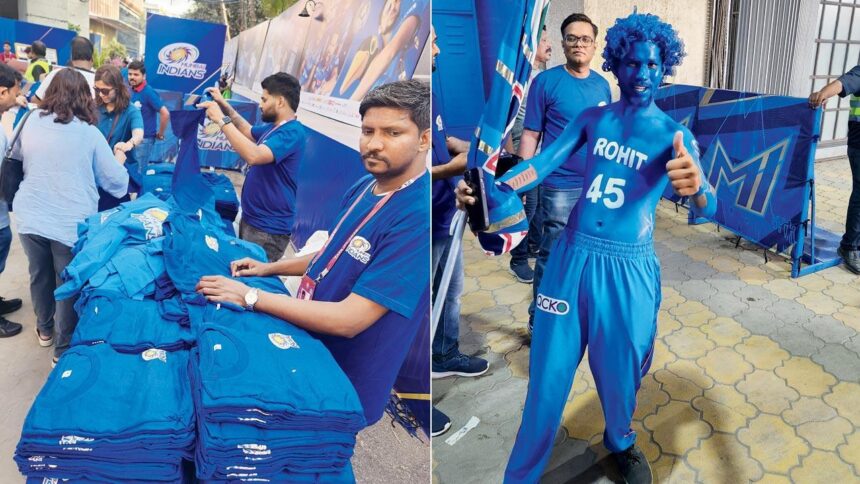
top-left (297, 274), bottom-right (316, 301)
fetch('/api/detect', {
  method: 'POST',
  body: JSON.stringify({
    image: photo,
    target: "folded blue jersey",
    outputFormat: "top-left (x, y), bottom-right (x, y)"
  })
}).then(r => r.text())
top-left (163, 212), bottom-right (288, 308)
top-left (70, 292), bottom-right (193, 352)
top-left (57, 194), bottom-right (172, 301)
top-left (193, 307), bottom-right (365, 432)
top-left (18, 344), bottom-right (194, 440)
top-left (197, 461), bottom-right (354, 483)
top-left (63, 239), bottom-right (165, 303)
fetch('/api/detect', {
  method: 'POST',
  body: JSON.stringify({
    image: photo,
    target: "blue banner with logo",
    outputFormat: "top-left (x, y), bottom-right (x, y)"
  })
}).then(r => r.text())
top-left (144, 14), bottom-right (226, 95)
top-left (192, 97), bottom-right (260, 170)
top-left (654, 85), bottom-right (821, 254)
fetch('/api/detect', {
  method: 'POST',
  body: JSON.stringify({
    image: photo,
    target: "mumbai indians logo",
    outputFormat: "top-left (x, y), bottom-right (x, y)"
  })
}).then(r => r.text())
top-left (197, 120), bottom-right (234, 152)
top-left (141, 348), bottom-right (167, 362)
top-left (131, 208), bottom-right (169, 239)
top-left (205, 234), bottom-right (219, 252)
top-left (346, 236), bottom-right (372, 264)
top-left (269, 333), bottom-right (299, 350)
top-left (157, 42), bottom-right (207, 80)
top-left (536, 294), bottom-right (570, 315)
top-left (705, 138), bottom-right (790, 215)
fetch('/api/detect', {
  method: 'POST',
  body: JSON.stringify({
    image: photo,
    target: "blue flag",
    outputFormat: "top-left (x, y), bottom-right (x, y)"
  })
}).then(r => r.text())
top-left (468, 0), bottom-right (551, 256)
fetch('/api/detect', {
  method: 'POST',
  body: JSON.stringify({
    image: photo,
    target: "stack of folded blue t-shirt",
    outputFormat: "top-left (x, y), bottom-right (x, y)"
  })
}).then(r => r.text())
top-left (20, 190), bottom-right (366, 483)
top-left (191, 306), bottom-right (365, 481)
top-left (15, 344), bottom-right (195, 482)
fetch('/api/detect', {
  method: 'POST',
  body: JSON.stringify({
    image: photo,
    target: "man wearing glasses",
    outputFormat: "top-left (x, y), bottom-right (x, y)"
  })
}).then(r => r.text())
top-left (519, 13), bottom-right (611, 334)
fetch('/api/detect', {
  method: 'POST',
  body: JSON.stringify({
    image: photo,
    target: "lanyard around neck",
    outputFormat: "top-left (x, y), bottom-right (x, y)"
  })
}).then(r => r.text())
top-left (307, 171), bottom-right (424, 284)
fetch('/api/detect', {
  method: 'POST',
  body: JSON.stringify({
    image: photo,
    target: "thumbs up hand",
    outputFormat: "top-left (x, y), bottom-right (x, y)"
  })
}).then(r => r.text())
top-left (666, 131), bottom-right (701, 197)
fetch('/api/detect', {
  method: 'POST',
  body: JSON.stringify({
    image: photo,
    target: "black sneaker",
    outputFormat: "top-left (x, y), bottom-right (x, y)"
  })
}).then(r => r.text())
top-left (431, 407), bottom-right (452, 437)
top-left (613, 446), bottom-right (652, 484)
top-left (509, 262), bottom-right (534, 283)
top-left (432, 353), bottom-right (490, 379)
top-left (0, 317), bottom-right (22, 338)
top-left (0, 297), bottom-right (22, 315)
top-left (837, 246), bottom-right (860, 275)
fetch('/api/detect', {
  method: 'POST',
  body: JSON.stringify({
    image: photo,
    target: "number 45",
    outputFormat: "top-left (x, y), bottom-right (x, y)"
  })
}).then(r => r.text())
top-left (585, 174), bottom-right (626, 209)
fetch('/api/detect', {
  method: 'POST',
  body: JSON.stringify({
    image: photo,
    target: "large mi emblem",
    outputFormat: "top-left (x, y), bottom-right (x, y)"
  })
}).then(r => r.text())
top-left (705, 137), bottom-right (791, 215)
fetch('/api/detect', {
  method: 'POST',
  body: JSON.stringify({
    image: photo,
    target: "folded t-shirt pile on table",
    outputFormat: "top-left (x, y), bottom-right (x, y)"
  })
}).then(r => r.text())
top-left (140, 163), bottom-right (240, 226)
top-left (16, 193), bottom-right (366, 483)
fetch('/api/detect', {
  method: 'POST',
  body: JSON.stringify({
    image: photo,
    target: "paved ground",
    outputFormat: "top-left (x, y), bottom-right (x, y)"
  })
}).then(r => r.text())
top-left (433, 157), bottom-right (860, 483)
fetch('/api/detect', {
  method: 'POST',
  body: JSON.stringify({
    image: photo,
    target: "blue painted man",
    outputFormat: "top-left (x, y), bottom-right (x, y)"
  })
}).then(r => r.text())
top-left (457, 12), bottom-right (716, 483)
top-left (518, 14), bottom-right (611, 331)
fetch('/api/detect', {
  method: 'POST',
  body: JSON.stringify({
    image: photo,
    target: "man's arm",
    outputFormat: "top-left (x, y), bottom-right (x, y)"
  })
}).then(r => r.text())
top-left (810, 65), bottom-right (860, 107)
top-left (156, 106), bottom-right (170, 140)
top-left (431, 152), bottom-right (467, 181)
top-left (349, 15), bottom-right (420, 100)
top-left (517, 129), bottom-right (541, 159)
top-left (231, 253), bottom-right (315, 277)
top-left (255, 291), bottom-right (387, 338)
top-left (497, 109), bottom-right (591, 194)
top-left (198, 101), bottom-right (277, 166)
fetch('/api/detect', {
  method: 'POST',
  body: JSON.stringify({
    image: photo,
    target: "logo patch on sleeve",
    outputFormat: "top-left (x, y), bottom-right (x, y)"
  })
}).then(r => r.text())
top-left (269, 333), bottom-right (299, 350)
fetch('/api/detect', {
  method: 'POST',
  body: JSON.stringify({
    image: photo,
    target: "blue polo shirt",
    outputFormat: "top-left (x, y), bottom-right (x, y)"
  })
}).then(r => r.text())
top-left (309, 173), bottom-right (430, 425)
top-left (241, 120), bottom-right (306, 235)
top-left (523, 66), bottom-right (611, 189)
top-left (131, 82), bottom-right (165, 138)
top-left (98, 104), bottom-right (144, 174)
top-left (431, 91), bottom-right (457, 240)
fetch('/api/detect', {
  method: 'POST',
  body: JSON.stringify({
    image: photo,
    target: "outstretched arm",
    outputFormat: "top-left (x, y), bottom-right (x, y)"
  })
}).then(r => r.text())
top-left (497, 110), bottom-right (590, 194)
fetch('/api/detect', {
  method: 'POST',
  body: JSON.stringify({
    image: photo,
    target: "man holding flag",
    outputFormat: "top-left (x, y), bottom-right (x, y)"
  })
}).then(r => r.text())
top-left (456, 11), bottom-right (716, 483)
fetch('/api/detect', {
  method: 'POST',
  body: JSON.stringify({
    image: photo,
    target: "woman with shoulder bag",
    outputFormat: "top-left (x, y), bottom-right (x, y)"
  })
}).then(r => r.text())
top-left (94, 64), bottom-right (144, 210)
top-left (10, 68), bottom-right (128, 366)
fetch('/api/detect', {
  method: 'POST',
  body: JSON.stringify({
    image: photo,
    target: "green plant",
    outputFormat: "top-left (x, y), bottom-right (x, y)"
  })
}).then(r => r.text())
top-left (93, 39), bottom-right (128, 68)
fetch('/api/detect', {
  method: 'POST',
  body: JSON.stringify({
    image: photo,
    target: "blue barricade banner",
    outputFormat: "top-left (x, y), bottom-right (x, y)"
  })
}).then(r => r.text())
top-left (654, 85), bottom-right (821, 253)
top-left (144, 14), bottom-right (226, 95)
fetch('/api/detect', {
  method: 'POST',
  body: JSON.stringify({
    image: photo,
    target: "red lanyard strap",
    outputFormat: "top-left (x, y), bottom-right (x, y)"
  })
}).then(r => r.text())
top-left (307, 172), bottom-right (423, 284)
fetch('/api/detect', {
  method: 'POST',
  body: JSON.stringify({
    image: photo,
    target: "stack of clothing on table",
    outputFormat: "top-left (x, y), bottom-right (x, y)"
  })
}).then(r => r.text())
top-left (15, 343), bottom-right (196, 483)
top-left (140, 163), bottom-right (240, 227)
top-left (163, 205), bottom-right (366, 481)
top-left (191, 307), bottom-right (365, 482)
top-left (18, 189), bottom-right (367, 483)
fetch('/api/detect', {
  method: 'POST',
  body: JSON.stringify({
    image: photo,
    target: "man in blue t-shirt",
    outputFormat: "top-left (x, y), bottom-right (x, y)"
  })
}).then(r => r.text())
top-left (0, 63), bottom-right (23, 337)
top-left (196, 80), bottom-right (430, 427)
top-left (520, 13), bottom-right (611, 333)
top-left (127, 60), bottom-right (170, 167)
top-left (198, 73), bottom-right (306, 262)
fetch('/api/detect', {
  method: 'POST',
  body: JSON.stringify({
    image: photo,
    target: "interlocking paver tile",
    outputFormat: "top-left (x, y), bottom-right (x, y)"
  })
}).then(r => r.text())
top-left (789, 450), bottom-right (858, 482)
top-left (697, 347), bottom-right (754, 385)
top-left (823, 382), bottom-right (860, 426)
top-left (643, 401), bottom-right (712, 456)
top-left (692, 384), bottom-right (757, 433)
top-left (735, 335), bottom-right (790, 370)
top-left (687, 432), bottom-right (764, 482)
top-left (737, 370), bottom-right (799, 414)
top-left (700, 317), bottom-right (750, 346)
top-left (837, 432), bottom-right (860, 475)
top-left (738, 414), bottom-right (809, 473)
top-left (776, 357), bottom-right (837, 397)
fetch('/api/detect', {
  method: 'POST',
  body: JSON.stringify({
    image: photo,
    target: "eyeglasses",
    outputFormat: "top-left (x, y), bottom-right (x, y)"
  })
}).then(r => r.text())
top-left (94, 87), bottom-right (114, 96)
top-left (564, 35), bottom-right (594, 46)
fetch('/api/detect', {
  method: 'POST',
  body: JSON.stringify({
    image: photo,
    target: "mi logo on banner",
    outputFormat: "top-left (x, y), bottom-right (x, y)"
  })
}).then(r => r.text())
top-left (705, 137), bottom-right (790, 215)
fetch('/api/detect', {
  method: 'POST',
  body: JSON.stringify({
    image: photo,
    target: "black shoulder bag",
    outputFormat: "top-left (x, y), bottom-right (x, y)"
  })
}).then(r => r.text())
top-left (0, 109), bottom-right (33, 204)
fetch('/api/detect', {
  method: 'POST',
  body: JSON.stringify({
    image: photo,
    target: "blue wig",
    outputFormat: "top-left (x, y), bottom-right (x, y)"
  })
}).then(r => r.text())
top-left (601, 12), bottom-right (685, 77)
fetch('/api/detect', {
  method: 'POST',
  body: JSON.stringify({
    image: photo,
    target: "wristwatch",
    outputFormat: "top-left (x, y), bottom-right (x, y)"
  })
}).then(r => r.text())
top-left (244, 288), bottom-right (259, 311)
top-left (219, 115), bottom-right (233, 128)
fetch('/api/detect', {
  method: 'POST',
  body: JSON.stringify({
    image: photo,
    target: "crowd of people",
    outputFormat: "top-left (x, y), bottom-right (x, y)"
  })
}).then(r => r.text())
top-left (0, 34), bottom-right (433, 450)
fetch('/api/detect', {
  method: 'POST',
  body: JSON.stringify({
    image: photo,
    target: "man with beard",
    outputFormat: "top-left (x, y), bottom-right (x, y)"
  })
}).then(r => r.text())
top-left (196, 80), bottom-right (430, 427)
top-left (198, 73), bottom-right (307, 262)
top-left (126, 60), bottom-right (170, 169)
